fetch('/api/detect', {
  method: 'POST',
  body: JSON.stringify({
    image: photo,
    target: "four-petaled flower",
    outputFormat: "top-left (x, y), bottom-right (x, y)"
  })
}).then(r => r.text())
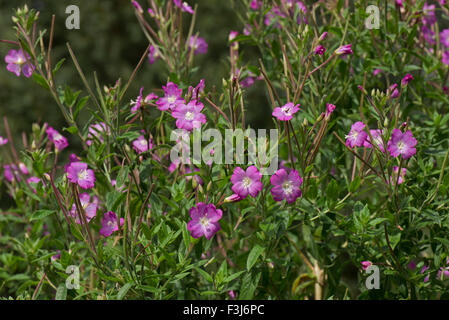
top-left (387, 129), bottom-right (417, 159)
top-left (401, 73), bottom-right (414, 86)
top-left (189, 36), bottom-right (208, 55)
top-left (230, 166), bottom-right (263, 199)
top-left (315, 45), bottom-right (326, 55)
top-left (4, 49), bottom-right (35, 78)
top-left (156, 82), bottom-right (185, 111)
top-left (272, 102), bottom-right (300, 121)
top-left (172, 100), bottom-right (207, 131)
top-left (132, 135), bottom-right (152, 154)
top-left (187, 202), bottom-right (222, 240)
top-left (173, 0), bottom-right (194, 14)
top-left (66, 162), bottom-right (96, 189)
top-left (345, 122), bottom-right (367, 148)
top-left (71, 193), bottom-right (99, 224)
top-left (270, 169), bottom-right (303, 204)
top-left (46, 126), bottom-right (69, 151)
top-left (100, 211), bottom-right (124, 237)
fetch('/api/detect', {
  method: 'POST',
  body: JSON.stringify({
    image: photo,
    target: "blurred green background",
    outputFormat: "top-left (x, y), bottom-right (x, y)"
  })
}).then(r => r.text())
top-left (0, 0), bottom-right (270, 143)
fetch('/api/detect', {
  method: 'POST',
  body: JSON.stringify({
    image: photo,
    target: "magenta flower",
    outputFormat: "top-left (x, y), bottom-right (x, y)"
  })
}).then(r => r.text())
top-left (224, 193), bottom-right (243, 203)
top-left (18, 162), bottom-right (29, 175)
top-left (250, 0), bottom-right (262, 10)
top-left (345, 122), bottom-right (368, 148)
top-left (189, 36), bottom-right (208, 55)
top-left (388, 83), bottom-right (399, 98)
top-left (443, 51), bottom-right (449, 66)
top-left (0, 136), bottom-right (8, 146)
top-left (401, 73), bottom-right (413, 86)
top-left (144, 92), bottom-right (158, 104)
top-left (131, 87), bottom-right (144, 114)
top-left (361, 261), bottom-right (373, 271)
top-left (395, 0), bottom-right (404, 7)
top-left (156, 82), bottom-right (184, 111)
top-left (241, 76), bottom-right (255, 88)
top-left (363, 129), bottom-right (385, 152)
top-left (4, 49), bottom-right (35, 78)
top-left (231, 166), bottom-right (263, 199)
top-left (3, 164), bottom-right (20, 183)
top-left (421, 25), bottom-right (435, 45)
top-left (373, 69), bottom-right (382, 76)
top-left (185, 167), bottom-right (204, 186)
top-left (86, 122), bottom-right (109, 146)
top-left (423, 3), bottom-right (436, 25)
top-left (421, 265), bottom-right (430, 283)
top-left (66, 162), bottom-right (96, 189)
top-left (270, 169), bottom-right (303, 204)
top-left (148, 45), bottom-right (160, 64)
top-left (315, 45), bottom-right (326, 55)
top-left (70, 193), bottom-right (98, 224)
top-left (46, 126), bottom-right (69, 151)
top-left (173, 0), bottom-right (194, 14)
top-left (172, 100), bottom-right (207, 131)
top-left (264, 7), bottom-right (285, 28)
top-left (325, 103), bottom-right (336, 119)
top-left (319, 32), bottom-right (328, 41)
top-left (387, 129), bottom-right (417, 160)
top-left (132, 135), bottom-right (152, 154)
top-left (440, 30), bottom-right (449, 48)
top-left (388, 166), bottom-right (407, 185)
top-left (335, 44), bottom-right (353, 55)
top-left (27, 176), bottom-right (41, 193)
top-left (187, 202), bottom-right (222, 240)
top-left (100, 211), bottom-right (124, 237)
top-left (272, 102), bottom-right (300, 121)
top-left (243, 24), bottom-right (252, 36)
top-left (131, 0), bottom-right (143, 13)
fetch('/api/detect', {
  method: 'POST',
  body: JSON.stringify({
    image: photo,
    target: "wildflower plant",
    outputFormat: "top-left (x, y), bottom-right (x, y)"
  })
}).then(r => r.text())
top-left (1, 0), bottom-right (449, 301)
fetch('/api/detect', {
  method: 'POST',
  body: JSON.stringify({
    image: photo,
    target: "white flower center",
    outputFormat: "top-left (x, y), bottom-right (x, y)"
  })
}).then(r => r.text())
top-left (77, 169), bottom-right (88, 181)
top-left (242, 177), bottom-right (252, 188)
top-left (282, 181), bottom-right (293, 195)
top-left (397, 141), bottom-right (405, 151)
top-left (168, 96), bottom-right (176, 104)
top-left (140, 140), bottom-right (148, 148)
top-left (200, 216), bottom-right (210, 227)
top-left (185, 111), bottom-right (194, 121)
top-left (281, 106), bottom-right (292, 115)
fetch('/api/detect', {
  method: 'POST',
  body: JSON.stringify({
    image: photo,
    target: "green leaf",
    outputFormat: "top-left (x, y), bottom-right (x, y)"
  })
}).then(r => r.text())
top-left (117, 283), bottom-right (133, 300)
top-left (30, 210), bottom-right (55, 221)
top-left (194, 267), bottom-right (213, 283)
top-left (32, 73), bottom-right (49, 90)
top-left (247, 245), bottom-right (264, 271)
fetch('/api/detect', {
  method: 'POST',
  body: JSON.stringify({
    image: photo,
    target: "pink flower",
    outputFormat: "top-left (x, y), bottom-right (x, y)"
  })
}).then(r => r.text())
top-left (335, 44), bottom-right (353, 55)
top-left (66, 162), bottom-right (96, 189)
top-left (363, 129), bottom-right (385, 152)
top-left (388, 166), bottom-right (407, 185)
top-left (172, 100), bottom-right (207, 131)
top-left (423, 3), bottom-right (436, 25)
top-left (224, 193), bottom-right (243, 203)
top-left (230, 166), bottom-right (263, 199)
top-left (318, 32), bottom-right (328, 41)
top-left (387, 129), bottom-right (417, 160)
top-left (132, 135), bottom-right (152, 154)
top-left (3, 164), bottom-right (20, 183)
top-left (18, 162), bottom-right (29, 175)
top-left (156, 82), bottom-right (185, 111)
top-left (144, 92), bottom-right (158, 104)
top-left (443, 51), bottom-right (449, 66)
top-left (100, 211), bottom-right (124, 237)
top-left (4, 49), bottom-right (35, 78)
top-left (250, 0), bottom-right (262, 10)
top-left (440, 30), bottom-right (449, 48)
top-left (421, 265), bottom-right (430, 283)
top-left (395, 0), bottom-right (404, 7)
top-left (421, 25), bottom-right (435, 45)
top-left (315, 45), bottom-right (326, 55)
top-left (0, 136), bottom-right (8, 146)
top-left (70, 193), bottom-right (98, 224)
top-left (373, 69), bottom-right (382, 76)
top-left (388, 83), bottom-right (399, 98)
top-left (131, 87), bottom-right (144, 114)
top-left (272, 102), bottom-right (300, 121)
top-left (148, 45), bottom-right (160, 64)
top-left (270, 169), bottom-right (303, 204)
top-left (189, 36), bottom-right (208, 55)
top-left (173, 0), bottom-right (194, 14)
top-left (86, 122), bottom-right (109, 146)
top-left (345, 122), bottom-right (368, 148)
top-left (325, 103), bottom-right (336, 119)
top-left (361, 261), bottom-right (372, 271)
top-left (27, 176), bottom-right (41, 193)
top-left (131, 0), bottom-right (143, 14)
top-left (46, 126), bottom-right (69, 151)
top-left (187, 202), bottom-right (222, 240)
top-left (401, 73), bottom-right (413, 86)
